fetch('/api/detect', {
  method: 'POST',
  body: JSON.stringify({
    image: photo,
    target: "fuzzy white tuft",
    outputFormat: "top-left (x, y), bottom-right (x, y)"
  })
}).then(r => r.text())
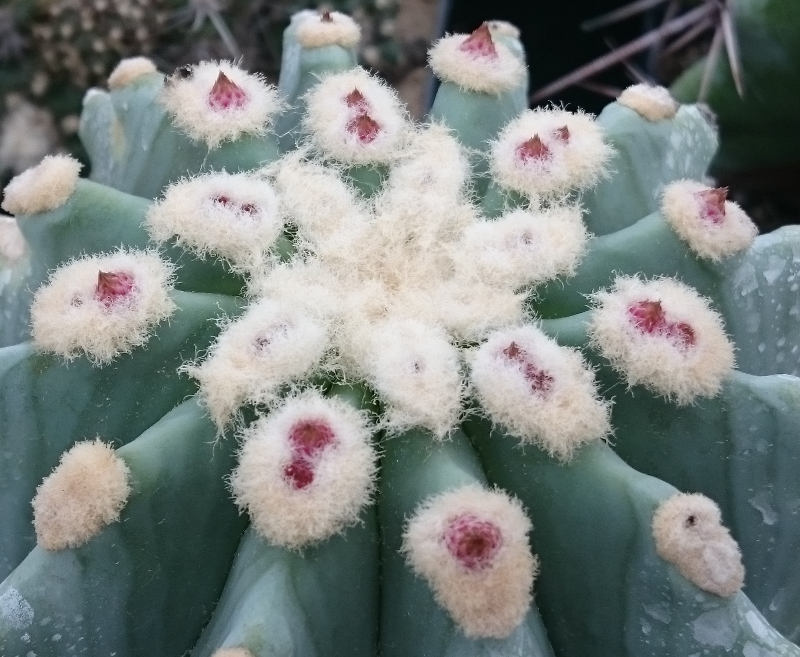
top-left (402, 485), bottom-right (536, 639)
top-left (379, 123), bottom-right (469, 209)
top-left (294, 9), bottom-right (361, 48)
top-left (428, 32), bottom-right (525, 95)
top-left (231, 391), bottom-right (376, 549)
top-left (469, 325), bottom-right (610, 459)
top-left (212, 649), bottom-right (254, 657)
top-left (342, 317), bottom-right (464, 438)
top-left (187, 298), bottom-right (330, 428)
top-left (0, 214), bottom-right (26, 262)
top-left (617, 84), bottom-right (678, 121)
top-left (589, 276), bottom-right (735, 404)
top-left (652, 493), bottom-right (744, 597)
top-left (31, 250), bottom-right (176, 364)
top-left (1, 154), bottom-right (82, 216)
top-left (303, 68), bottom-right (409, 165)
top-left (661, 180), bottom-right (757, 261)
top-left (160, 61), bottom-right (280, 148)
top-left (32, 440), bottom-right (131, 551)
top-left (107, 57), bottom-right (158, 89)
top-left (146, 171), bottom-right (282, 273)
top-left (252, 260), bottom-right (345, 320)
top-left (491, 108), bottom-right (612, 201)
top-left (273, 154), bottom-right (370, 251)
top-left (456, 206), bottom-right (588, 289)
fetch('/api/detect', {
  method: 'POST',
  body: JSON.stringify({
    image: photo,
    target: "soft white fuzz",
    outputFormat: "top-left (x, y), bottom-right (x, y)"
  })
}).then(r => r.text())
top-left (345, 317), bottom-right (464, 437)
top-left (1, 154), bottom-right (82, 216)
top-left (187, 298), bottom-right (330, 428)
top-left (274, 154), bottom-right (370, 251)
top-left (470, 325), bottom-right (610, 459)
top-left (31, 250), bottom-right (176, 364)
top-left (491, 108), bottom-right (612, 201)
top-left (589, 276), bottom-right (735, 404)
top-left (146, 171), bottom-right (282, 272)
top-left (231, 391), bottom-right (376, 549)
top-left (212, 649), bottom-right (254, 657)
top-left (252, 260), bottom-right (345, 320)
top-left (661, 180), bottom-right (757, 261)
top-left (32, 440), bottom-right (131, 551)
top-left (303, 68), bottom-right (408, 164)
top-left (617, 84), bottom-right (678, 121)
top-left (380, 124), bottom-right (469, 207)
top-left (294, 9), bottom-right (361, 48)
top-left (457, 206), bottom-right (588, 289)
top-left (652, 493), bottom-right (745, 597)
top-left (428, 33), bottom-right (525, 94)
top-left (160, 61), bottom-right (280, 148)
top-left (107, 57), bottom-right (158, 89)
top-left (402, 485), bottom-right (536, 639)
top-left (0, 215), bottom-right (26, 262)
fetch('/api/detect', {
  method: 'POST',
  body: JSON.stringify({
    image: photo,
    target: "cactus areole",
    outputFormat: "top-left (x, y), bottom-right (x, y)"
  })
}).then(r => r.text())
top-left (0, 8), bottom-right (799, 657)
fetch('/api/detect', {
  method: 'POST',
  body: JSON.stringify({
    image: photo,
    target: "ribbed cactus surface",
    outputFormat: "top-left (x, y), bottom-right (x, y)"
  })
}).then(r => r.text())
top-left (0, 10), bottom-right (799, 657)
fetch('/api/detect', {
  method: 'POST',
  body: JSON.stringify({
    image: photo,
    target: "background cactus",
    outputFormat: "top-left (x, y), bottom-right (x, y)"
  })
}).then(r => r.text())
top-left (1, 8), bottom-right (799, 657)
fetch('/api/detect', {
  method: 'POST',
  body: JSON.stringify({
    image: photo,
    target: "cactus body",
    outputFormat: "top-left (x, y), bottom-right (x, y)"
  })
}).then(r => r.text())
top-left (0, 10), bottom-right (799, 657)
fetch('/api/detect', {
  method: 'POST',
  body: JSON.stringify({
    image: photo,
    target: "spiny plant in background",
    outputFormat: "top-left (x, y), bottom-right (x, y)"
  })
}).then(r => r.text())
top-left (0, 8), bottom-right (799, 657)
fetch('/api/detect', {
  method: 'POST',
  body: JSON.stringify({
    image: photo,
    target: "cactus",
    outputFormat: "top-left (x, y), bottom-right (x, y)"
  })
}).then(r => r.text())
top-left (1, 9), bottom-right (799, 657)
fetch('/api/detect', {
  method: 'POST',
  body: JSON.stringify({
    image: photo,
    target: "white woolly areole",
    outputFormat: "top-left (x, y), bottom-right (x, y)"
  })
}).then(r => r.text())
top-left (589, 276), bottom-right (735, 404)
top-left (188, 298), bottom-right (330, 428)
top-left (491, 108), bottom-right (612, 201)
top-left (617, 83), bottom-right (678, 121)
top-left (31, 250), bottom-right (176, 364)
top-left (146, 172), bottom-right (282, 272)
top-left (381, 124), bottom-right (469, 206)
top-left (303, 68), bottom-right (409, 164)
top-left (1, 154), bottom-right (82, 216)
top-left (107, 57), bottom-right (158, 89)
top-left (652, 493), bottom-right (744, 597)
top-left (428, 33), bottom-right (525, 95)
top-left (0, 215), bottom-right (26, 262)
top-left (212, 649), bottom-right (254, 657)
top-left (343, 317), bottom-right (463, 437)
top-left (469, 325), bottom-right (610, 459)
top-left (294, 10), bottom-right (361, 48)
top-left (32, 440), bottom-right (131, 551)
top-left (160, 60), bottom-right (280, 148)
top-left (402, 485), bottom-right (536, 639)
top-left (231, 391), bottom-right (376, 549)
top-left (457, 206), bottom-right (588, 289)
top-left (252, 260), bottom-right (344, 320)
top-left (274, 154), bottom-right (369, 250)
top-left (661, 180), bottom-right (757, 261)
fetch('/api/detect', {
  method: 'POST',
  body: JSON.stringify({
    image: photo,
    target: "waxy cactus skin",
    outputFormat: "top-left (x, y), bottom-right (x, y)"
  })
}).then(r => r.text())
top-left (1, 11), bottom-right (800, 657)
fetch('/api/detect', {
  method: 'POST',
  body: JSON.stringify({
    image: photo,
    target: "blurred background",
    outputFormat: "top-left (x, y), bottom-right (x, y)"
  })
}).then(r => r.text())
top-left (1, 0), bottom-right (798, 228)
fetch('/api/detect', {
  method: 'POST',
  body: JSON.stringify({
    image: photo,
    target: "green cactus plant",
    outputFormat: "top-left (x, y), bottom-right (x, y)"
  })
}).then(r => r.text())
top-left (0, 9), bottom-right (799, 657)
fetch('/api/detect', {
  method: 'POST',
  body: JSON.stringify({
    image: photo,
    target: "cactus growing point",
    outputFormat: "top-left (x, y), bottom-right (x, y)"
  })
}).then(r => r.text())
top-left (0, 10), bottom-right (799, 657)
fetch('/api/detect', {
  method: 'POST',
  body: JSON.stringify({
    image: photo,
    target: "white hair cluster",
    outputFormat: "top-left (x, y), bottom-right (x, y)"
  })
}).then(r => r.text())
top-left (303, 68), bottom-right (409, 164)
top-left (107, 57), bottom-right (158, 89)
top-left (652, 493), bottom-right (745, 597)
top-left (0, 214), bottom-right (26, 263)
top-left (617, 83), bottom-right (679, 121)
top-left (589, 276), bottom-right (735, 404)
top-left (146, 171), bottom-right (282, 273)
top-left (428, 25), bottom-right (526, 95)
top-left (402, 485), bottom-right (536, 639)
top-left (294, 9), bottom-right (361, 48)
top-left (31, 250), bottom-right (176, 364)
top-left (32, 440), bottom-right (131, 551)
top-left (231, 391), bottom-right (376, 549)
top-left (160, 61), bottom-right (281, 148)
top-left (187, 298), bottom-right (331, 428)
top-left (1, 154), bottom-right (82, 216)
top-left (491, 108), bottom-right (612, 201)
top-left (469, 325), bottom-right (611, 459)
top-left (661, 180), bottom-right (757, 261)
